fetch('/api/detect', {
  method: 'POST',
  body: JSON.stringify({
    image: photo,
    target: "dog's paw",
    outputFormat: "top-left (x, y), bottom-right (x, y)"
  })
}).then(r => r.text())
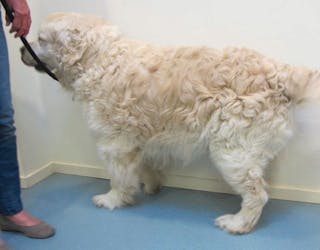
top-left (215, 214), bottom-right (254, 235)
top-left (143, 184), bottom-right (162, 195)
top-left (92, 191), bottom-right (124, 210)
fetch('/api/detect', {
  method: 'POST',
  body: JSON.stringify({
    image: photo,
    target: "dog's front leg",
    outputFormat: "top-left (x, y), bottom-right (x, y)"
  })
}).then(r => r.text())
top-left (92, 138), bottom-right (142, 210)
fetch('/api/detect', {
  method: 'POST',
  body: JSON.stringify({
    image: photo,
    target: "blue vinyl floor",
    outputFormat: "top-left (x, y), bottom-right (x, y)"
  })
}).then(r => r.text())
top-left (1, 173), bottom-right (320, 250)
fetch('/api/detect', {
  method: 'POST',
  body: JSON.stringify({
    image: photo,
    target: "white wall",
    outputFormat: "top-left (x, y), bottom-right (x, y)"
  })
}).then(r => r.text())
top-left (3, 0), bottom-right (320, 193)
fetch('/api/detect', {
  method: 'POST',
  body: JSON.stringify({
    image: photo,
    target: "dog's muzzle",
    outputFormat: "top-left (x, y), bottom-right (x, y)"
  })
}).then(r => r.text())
top-left (20, 46), bottom-right (45, 72)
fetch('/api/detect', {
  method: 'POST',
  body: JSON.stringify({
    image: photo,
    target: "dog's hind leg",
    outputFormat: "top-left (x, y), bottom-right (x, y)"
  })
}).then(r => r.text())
top-left (140, 166), bottom-right (164, 195)
top-left (92, 137), bottom-right (142, 210)
top-left (210, 149), bottom-right (269, 234)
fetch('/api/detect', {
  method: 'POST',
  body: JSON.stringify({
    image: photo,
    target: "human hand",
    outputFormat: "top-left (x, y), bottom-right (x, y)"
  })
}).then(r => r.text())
top-left (5, 0), bottom-right (31, 38)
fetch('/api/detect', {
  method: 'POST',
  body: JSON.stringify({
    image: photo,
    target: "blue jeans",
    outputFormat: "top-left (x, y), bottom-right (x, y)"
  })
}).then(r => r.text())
top-left (0, 11), bottom-right (23, 216)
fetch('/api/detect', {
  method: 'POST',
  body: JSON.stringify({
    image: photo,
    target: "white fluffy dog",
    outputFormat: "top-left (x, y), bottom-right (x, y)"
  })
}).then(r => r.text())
top-left (21, 12), bottom-right (320, 234)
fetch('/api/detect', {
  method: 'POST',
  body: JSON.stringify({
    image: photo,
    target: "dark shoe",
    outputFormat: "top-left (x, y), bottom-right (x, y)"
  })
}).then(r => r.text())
top-left (0, 216), bottom-right (55, 239)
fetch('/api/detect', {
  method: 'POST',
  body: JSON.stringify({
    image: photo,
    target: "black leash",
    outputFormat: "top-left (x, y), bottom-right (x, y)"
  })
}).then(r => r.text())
top-left (0, 0), bottom-right (58, 81)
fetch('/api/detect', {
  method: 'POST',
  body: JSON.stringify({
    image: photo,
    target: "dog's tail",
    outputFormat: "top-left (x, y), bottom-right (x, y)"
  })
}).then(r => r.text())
top-left (285, 66), bottom-right (320, 104)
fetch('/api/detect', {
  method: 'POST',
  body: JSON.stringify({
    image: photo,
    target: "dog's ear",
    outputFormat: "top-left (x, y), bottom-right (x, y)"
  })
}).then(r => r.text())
top-left (56, 27), bottom-right (88, 66)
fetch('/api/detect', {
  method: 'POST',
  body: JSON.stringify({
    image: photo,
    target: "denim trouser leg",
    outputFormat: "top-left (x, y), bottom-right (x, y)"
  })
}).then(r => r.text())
top-left (0, 14), bottom-right (23, 216)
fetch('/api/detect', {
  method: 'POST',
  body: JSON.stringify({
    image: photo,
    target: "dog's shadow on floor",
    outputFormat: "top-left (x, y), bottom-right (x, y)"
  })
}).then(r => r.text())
top-left (118, 187), bottom-right (241, 226)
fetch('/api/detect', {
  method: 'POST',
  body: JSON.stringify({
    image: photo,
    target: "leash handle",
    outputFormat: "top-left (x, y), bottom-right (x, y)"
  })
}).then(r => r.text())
top-left (0, 0), bottom-right (58, 81)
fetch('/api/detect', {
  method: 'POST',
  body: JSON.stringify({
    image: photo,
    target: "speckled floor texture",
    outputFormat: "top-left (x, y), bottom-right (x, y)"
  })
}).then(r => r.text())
top-left (1, 173), bottom-right (320, 250)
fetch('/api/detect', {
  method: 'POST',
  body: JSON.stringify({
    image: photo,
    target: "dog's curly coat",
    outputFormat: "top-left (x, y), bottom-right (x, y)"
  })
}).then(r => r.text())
top-left (21, 12), bottom-right (320, 234)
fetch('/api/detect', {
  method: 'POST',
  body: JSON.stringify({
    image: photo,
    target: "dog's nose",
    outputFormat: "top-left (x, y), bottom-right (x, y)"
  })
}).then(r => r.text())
top-left (20, 46), bottom-right (26, 55)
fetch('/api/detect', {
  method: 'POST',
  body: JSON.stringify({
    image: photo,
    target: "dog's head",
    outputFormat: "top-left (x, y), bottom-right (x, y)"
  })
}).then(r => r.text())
top-left (21, 12), bottom-right (120, 88)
